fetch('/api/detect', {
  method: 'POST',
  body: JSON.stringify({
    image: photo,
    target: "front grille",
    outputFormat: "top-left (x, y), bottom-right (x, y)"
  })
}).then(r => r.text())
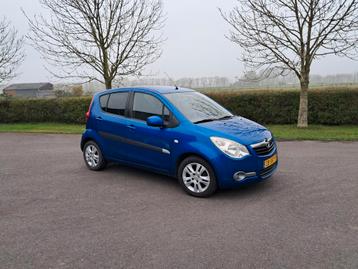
top-left (252, 140), bottom-right (275, 156)
top-left (260, 163), bottom-right (277, 178)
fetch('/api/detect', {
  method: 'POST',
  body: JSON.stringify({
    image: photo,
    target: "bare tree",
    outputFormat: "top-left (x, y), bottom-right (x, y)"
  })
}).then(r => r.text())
top-left (25, 0), bottom-right (164, 89)
top-left (0, 18), bottom-right (24, 83)
top-left (221, 0), bottom-right (358, 127)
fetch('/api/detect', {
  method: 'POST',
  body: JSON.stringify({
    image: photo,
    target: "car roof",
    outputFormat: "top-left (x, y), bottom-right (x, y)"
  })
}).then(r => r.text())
top-left (99, 86), bottom-right (195, 95)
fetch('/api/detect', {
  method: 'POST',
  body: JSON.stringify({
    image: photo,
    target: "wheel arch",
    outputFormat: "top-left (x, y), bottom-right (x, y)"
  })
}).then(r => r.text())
top-left (176, 152), bottom-right (216, 177)
top-left (81, 137), bottom-right (97, 151)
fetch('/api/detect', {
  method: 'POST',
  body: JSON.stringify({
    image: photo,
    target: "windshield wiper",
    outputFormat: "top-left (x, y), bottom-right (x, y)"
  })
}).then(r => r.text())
top-left (194, 115), bottom-right (233, 124)
top-left (217, 115), bottom-right (233, 121)
top-left (194, 118), bottom-right (217, 124)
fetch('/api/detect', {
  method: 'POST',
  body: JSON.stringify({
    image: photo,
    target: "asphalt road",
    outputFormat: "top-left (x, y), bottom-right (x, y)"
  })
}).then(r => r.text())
top-left (0, 133), bottom-right (357, 269)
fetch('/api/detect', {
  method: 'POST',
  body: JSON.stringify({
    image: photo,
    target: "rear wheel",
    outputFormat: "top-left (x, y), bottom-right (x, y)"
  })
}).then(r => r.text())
top-left (178, 156), bottom-right (217, 197)
top-left (83, 141), bottom-right (106, 171)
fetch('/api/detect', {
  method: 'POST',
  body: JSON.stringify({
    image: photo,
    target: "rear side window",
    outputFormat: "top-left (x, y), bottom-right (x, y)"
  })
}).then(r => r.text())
top-left (99, 94), bottom-right (109, 111)
top-left (106, 92), bottom-right (128, 116)
top-left (132, 93), bottom-right (167, 121)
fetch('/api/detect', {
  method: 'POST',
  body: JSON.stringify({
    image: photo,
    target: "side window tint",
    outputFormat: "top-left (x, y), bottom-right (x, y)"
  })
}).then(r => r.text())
top-left (133, 93), bottom-right (165, 121)
top-left (99, 94), bottom-right (109, 111)
top-left (107, 92), bottom-right (128, 116)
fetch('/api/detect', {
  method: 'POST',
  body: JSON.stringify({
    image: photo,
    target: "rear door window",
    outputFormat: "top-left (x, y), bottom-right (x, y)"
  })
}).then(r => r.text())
top-left (106, 92), bottom-right (129, 116)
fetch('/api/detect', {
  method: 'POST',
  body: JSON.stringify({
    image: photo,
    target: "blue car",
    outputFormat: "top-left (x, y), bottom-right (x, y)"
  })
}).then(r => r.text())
top-left (81, 86), bottom-right (278, 197)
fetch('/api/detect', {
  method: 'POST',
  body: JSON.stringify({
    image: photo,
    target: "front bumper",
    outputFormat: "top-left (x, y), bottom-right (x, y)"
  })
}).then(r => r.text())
top-left (211, 148), bottom-right (278, 189)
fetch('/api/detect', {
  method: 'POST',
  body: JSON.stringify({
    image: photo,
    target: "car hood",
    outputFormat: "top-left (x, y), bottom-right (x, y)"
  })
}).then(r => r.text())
top-left (197, 116), bottom-right (272, 145)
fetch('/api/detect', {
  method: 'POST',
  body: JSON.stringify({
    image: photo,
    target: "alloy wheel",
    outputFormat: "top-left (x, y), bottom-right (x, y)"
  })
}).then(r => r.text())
top-left (85, 144), bottom-right (100, 168)
top-left (182, 163), bottom-right (211, 193)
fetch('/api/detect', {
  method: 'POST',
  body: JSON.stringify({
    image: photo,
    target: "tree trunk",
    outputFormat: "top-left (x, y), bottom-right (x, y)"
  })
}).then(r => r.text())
top-left (297, 76), bottom-right (309, 128)
top-left (102, 46), bottom-right (112, 89)
top-left (105, 79), bottom-right (112, 89)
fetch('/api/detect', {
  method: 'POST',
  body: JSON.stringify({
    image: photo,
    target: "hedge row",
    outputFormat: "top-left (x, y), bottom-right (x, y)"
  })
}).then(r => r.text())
top-left (0, 97), bottom-right (92, 124)
top-left (206, 89), bottom-right (358, 125)
top-left (0, 89), bottom-right (357, 125)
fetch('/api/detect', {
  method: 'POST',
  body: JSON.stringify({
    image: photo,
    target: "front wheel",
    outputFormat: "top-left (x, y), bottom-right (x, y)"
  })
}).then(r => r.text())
top-left (83, 141), bottom-right (106, 171)
top-left (178, 156), bottom-right (217, 197)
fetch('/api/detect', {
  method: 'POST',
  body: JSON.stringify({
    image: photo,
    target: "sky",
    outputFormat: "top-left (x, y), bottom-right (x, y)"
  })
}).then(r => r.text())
top-left (1, 0), bottom-right (357, 83)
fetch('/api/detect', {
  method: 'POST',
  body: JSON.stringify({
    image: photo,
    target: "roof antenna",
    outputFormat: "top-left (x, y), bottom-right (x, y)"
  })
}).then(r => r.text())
top-left (164, 72), bottom-right (179, 90)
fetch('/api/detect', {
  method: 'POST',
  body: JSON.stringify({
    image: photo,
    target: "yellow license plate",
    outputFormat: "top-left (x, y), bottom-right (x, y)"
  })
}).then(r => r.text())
top-left (264, 154), bottom-right (277, 168)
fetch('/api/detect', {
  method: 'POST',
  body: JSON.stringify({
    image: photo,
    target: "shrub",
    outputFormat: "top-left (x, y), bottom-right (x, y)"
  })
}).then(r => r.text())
top-left (0, 97), bottom-right (92, 124)
top-left (71, 85), bottom-right (84, 97)
top-left (206, 89), bottom-right (358, 125)
top-left (0, 89), bottom-right (357, 125)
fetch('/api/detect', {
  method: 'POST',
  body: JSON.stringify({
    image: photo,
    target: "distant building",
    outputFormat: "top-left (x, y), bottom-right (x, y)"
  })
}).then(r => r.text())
top-left (3, 83), bottom-right (54, 98)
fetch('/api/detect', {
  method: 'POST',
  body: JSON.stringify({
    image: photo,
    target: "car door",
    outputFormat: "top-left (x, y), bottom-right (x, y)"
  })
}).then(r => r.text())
top-left (95, 91), bottom-right (133, 160)
top-left (123, 92), bottom-right (178, 172)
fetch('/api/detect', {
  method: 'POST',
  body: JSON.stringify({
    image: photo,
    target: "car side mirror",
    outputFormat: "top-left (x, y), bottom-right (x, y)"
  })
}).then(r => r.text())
top-left (146, 116), bottom-right (164, 127)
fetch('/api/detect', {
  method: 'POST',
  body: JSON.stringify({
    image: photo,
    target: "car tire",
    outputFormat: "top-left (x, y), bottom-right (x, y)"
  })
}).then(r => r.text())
top-left (178, 156), bottom-right (217, 197)
top-left (83, 141), bottom-right (106, 171)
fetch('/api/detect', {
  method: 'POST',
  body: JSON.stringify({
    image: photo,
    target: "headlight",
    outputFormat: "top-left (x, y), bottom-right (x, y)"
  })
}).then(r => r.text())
top-left (210, 137), bottom-right (250, 159)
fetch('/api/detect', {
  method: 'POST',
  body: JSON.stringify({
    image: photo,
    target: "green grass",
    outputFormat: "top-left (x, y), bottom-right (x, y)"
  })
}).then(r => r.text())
top-left (0, 123), bottom-right (84, 134)
top-left (0, 123), bottom-right (357, 141)
top-left (268, 125), bottom-right (358, 141)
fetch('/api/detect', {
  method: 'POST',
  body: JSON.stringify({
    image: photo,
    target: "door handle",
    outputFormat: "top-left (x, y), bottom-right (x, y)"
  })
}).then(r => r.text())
top-left (96, 116), bottom-right (103, 121)
top-left (127, 124), bottom-right (136, 130)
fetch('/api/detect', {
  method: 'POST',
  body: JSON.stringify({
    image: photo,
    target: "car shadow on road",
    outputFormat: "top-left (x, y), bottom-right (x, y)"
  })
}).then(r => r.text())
top-left (214, 179), bottom-right (275, 200)
top-left (103, 163), bottom-right (178, 185)
top-left (100, 163), bottom-right (275, 200)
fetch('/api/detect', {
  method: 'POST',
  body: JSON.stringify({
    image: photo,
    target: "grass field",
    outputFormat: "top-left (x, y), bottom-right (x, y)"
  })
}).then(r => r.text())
top-left (0, 123), bottom-right (85, 134)
top-left (267, 125), bottom-right (358, 141)
top-left (0, 123), bottom-right (357, 141)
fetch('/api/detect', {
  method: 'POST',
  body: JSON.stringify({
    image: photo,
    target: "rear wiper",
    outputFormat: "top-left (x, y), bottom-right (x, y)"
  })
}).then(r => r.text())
top-left (194, 118), bottom-right (216, 124)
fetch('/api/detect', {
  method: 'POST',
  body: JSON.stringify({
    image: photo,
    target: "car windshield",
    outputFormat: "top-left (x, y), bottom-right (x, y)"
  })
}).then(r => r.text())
top-left (165, 92), bottom-right (233, 123)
